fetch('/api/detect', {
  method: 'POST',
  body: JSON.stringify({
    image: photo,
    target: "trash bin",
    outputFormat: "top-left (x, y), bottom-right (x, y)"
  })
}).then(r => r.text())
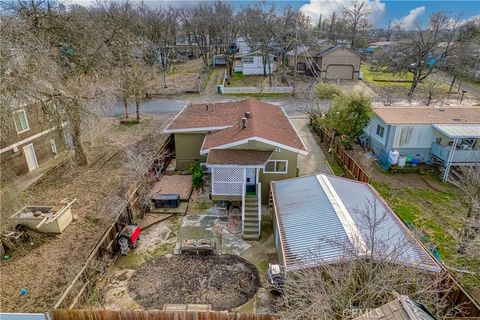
top-left (217, 85), bottom-right (223, 94)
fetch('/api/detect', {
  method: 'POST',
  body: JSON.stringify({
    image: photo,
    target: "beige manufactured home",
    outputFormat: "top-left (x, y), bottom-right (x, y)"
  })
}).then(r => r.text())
top-left (164, 99), bottom-right (308, 239)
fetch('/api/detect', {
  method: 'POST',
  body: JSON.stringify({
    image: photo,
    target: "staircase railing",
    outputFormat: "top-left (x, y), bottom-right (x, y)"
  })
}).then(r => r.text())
top-left (241, 170), bottom-right (246, 234)
top-left (257, 183), bottom-right (261, 237)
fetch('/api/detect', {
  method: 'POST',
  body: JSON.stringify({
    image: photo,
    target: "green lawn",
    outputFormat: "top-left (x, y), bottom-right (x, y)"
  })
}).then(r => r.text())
top-left (371, 180), bottom-right (480, 298)
top-left (227, 72), bottom-right (265, 87)
top-left (361, 64), bottom-right (413, 87)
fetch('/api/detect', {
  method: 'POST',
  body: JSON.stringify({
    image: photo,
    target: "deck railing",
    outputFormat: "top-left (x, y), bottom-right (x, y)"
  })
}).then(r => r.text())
top-left (431, 142), bottom-right (480, 164)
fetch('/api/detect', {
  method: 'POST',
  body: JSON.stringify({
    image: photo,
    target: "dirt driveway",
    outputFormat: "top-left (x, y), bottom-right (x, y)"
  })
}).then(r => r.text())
top-left (0, 115), bottom-right (170, 312)
top-left (290, 117), bottom-right (332, 176)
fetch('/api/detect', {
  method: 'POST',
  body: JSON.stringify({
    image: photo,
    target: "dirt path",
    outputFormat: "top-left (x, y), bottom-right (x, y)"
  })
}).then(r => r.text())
top-left (0, 116), bottom-right (170, 312)
top-left (195, 67), bottom-right (224, 102)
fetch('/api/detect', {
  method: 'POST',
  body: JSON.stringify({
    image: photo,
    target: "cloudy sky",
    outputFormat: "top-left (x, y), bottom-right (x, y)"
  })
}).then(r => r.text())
top-left (65, 0), bottom-right (479, 29)
top-left (296, 0), bottom-right (479, 28)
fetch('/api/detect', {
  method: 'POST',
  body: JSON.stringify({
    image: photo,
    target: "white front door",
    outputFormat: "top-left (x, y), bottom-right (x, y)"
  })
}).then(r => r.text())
top-left (23, 144), bottom-right (39, 172)
top-left (245, 168), bottom-right (256, 186)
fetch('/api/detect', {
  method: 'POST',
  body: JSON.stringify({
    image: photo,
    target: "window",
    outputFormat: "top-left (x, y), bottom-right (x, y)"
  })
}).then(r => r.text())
top-left (13, 109), bottom-right (29, 133)
top-left (50, 139), bottom-right (57, 155)
top-left (376, 124), bottom-right (385, 138)
top-left (264, 160), bottom-right (288, 174)
top-left (243, 56), bottom-right (254, 64)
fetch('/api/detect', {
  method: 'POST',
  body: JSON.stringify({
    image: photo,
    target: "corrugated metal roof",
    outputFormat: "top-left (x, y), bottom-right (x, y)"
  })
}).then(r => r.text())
top-left (272, 174), bottom-right (441, 272)
top-left (433, 124), bottom-right (480, 138)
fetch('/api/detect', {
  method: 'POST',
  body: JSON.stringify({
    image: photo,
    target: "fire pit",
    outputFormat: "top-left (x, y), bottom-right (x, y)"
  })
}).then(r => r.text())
top-left (128, 254), bottom-right (260, 310)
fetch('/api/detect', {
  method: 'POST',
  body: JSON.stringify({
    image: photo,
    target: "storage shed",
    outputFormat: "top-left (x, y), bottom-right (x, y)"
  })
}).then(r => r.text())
top-left (271, 174), bottom-right (441, 273)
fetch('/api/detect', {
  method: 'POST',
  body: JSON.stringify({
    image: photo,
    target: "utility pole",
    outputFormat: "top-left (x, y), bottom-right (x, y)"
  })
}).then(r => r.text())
top-left (293, 17), bottom-right (298, 92)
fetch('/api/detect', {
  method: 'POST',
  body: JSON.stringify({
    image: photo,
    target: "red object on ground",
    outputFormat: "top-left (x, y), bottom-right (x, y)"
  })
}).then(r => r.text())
top-left (129, 225), bottom-right (141, 244)
top-left (120, 225), bottom-right (141, 244)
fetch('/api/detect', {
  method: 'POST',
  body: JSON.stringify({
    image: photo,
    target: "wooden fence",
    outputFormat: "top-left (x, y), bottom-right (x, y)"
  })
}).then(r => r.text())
top-left (317, 127), bottom-right (371, 183)
top-left (53, 135), bottom-right (175, 309)
top-left (314, 126), bottom-right (480, 318)
top-left (51, 310), bottom-right (276, 320)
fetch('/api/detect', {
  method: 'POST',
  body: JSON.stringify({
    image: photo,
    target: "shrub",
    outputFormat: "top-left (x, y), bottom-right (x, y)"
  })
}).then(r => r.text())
top-left (189, 162), bottom-right (204, 189)
top-left (314, 82), bottom-right (343, 100)
top-left (322, 91), bottom-right (373, 142)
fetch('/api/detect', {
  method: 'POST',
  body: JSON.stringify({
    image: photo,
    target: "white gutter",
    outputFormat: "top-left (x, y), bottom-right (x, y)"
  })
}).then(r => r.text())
top-left (0, 123), bottom-right (67, 155)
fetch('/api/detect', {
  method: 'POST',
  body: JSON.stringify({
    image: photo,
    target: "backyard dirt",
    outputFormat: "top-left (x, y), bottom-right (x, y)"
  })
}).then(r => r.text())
top-left (0, 115), bottom-right (171, 312)
top-left (151, 59), bottom-right (206, 95)
top-left (128, 255), bottom-right (260, 311)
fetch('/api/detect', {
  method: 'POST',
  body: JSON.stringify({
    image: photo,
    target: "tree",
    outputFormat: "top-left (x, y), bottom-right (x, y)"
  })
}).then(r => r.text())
top-left (179, 4), bottom-right (213, 69)
top-left (0, 2), bottom-right (115, 166)
top-left (210, 1), bottom-right (238, 76)
top-left (276, 199), bottom-right (461, 319)
top-left (239, 3), bottom-right (277, 83)
top-left (387, 12), bottom-right (460, 97)
top-left (139, 6), bottom-right (179, 89)
top-left (342, 1), bottom-right (371, 48)
top-left (449, 162), bottom-right (480, 254)
top-left (322, 91), bottom-right (373, 144)
top-left (272, 6), bottom-right (310, 68)
top-left (314, 82), bottom-right (343, 100)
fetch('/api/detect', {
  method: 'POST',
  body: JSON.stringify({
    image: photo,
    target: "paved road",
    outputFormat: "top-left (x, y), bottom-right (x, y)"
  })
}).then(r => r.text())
top-left (111, 95), bottom-right (311, 117)
top-left (290, 117), bottom-right (333, 176)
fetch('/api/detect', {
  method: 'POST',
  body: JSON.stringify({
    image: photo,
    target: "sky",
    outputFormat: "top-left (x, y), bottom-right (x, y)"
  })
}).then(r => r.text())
top-left (64, 0), bottom-right (479, 29)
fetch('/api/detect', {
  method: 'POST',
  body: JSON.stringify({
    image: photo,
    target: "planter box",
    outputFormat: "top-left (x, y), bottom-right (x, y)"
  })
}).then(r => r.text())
top-left (11, 200), bottom-right (75, 233)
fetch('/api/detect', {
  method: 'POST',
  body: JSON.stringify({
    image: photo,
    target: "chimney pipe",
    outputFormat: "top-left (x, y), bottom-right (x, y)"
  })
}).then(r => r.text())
top-left (241, 117), bottom-right (248, 129)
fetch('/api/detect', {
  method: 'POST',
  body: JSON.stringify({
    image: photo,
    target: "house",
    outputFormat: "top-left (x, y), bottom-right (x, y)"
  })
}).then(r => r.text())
top-left (285, 39), bottom-right (336, 71)
top-left (212, 54), bottom-right (226, 67)
top-left (271, 173), bottom-right (441, 273)
top-left (288, 43), bottom-right (361, 80)
top-left (315, 45), bottom-right (362, 80)
top-left (366, 41), bottom-right (397, 53)
top-left (0, 103), bottom-right (67, 179)
top-left (164, 99), bottom-right (308, 239)
top-left (233, 52), bottom-right (277, 75)
top-left (233, 36), bottom-right (251, 54)
top-left (365, 107), bottom-right (480, 181)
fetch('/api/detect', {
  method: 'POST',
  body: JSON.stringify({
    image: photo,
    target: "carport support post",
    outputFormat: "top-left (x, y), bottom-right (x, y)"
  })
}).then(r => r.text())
top-left (442, 137), bottom-right (458, 182)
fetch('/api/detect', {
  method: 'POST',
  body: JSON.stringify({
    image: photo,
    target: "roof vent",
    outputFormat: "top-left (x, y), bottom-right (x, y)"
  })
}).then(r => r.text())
top-left (245, 111), bottom-right (251, 118)
top-left (453, 118), bottom-right (461, 121)
top-left (438, 108), bottom-right (445, 111)
top-left (241, 117), bottom-right (248, 129)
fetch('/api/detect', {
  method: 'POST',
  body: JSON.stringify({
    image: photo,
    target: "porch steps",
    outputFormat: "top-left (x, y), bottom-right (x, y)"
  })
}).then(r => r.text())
top-left (243, 195), bottom-right (260, 240)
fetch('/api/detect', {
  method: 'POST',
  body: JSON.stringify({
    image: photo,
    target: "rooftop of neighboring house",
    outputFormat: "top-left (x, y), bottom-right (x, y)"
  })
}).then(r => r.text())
top-left (353, 295), bottom-right (436, 320)
top-left (286, 39), bottom-right (336, 57)
top-left (373, 106), bottom-right (480, 125)
top-left (164, 99), bottom-right (308, 155)
top-left (314, 44), bottom-right (362, 58)
top-left (271, 173), bottom-right (441, 272)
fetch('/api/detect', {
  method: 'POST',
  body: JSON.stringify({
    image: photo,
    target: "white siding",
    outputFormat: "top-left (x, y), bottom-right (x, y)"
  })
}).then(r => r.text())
top-left (241, 56), bottom-right (277, 75)
top-left (393, 124), bottom-right (435, 148)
